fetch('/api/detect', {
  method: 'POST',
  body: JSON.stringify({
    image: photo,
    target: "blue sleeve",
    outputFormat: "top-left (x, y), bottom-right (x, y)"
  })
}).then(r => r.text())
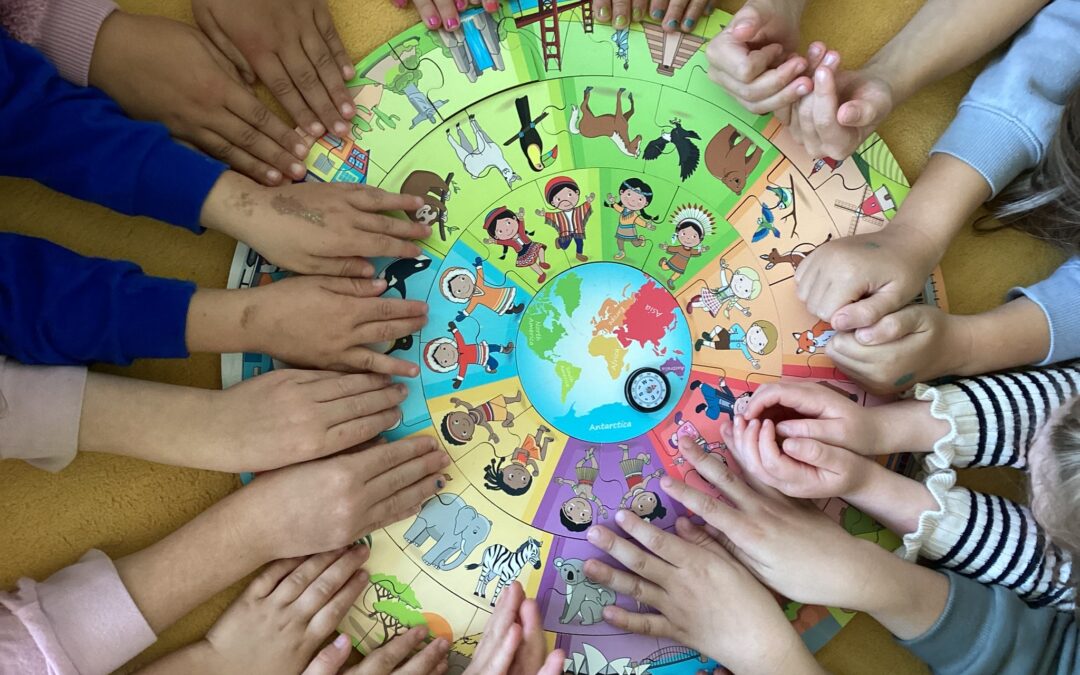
top-left (0, 234), bottom-right (194, 365)
top-left (899, 571), bottom-right (1079, 675)
top-left (0, 33), bottom-right (227, 231)
top-left (930, 0), bottom-right (1080, 197)
top-left (1007, 257), bottom-right (1080, 366)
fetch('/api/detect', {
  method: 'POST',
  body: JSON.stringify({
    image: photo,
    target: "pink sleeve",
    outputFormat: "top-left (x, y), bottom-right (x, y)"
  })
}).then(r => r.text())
top-left (0, 356), bottom-right (87, 473)
top-left (0, 550), bottom-right (156, 675)
top-left (0, 0), bottom-right (118, 86)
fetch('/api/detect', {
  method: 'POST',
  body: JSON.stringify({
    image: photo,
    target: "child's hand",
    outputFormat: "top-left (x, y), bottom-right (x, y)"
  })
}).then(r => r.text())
top-left (242, 436), bottom-right (450, 560)
top-left (740, 381), bottom-right (885, 455)
top-left (786, 60), bottom-right (894, 160)
top-left (188, 276), bottom-right (427, 377)
top-left (203, 175), bottom-right (428, 277)
top-left (90, 14), bottom-right (310, 187)
top-left (583, 513), bottom-right (818, 675)
top-left (705, 0), bottom-right (809, 116)
top-left (303, 626), bottom-right (450, 675)
top-left (464, 581), bottom-right (565, 675)
top-left (403, 0), bottom-right (499, 32)
top-left (192, 0), bottom-right (355, 139)
top-left (191, 547), bottom-right (375, 674)
top-left (660, 439), bottom-right (885, 613)
top-left (719, 417), bottom-right (875, 500)
top-left (827, 305), bottom-right (970, 394)
top-left (594, 0), bottom-right (714, 32)
top-left (795, 228), bottom-right (939, 331)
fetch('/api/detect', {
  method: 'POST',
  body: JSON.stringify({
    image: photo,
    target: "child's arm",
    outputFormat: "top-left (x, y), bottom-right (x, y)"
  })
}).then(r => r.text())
top-left (798, 0), bottom-right (1080, 331)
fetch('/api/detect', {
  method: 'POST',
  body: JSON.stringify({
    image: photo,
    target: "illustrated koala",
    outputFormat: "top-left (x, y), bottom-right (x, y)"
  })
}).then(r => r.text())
top-left (554, 557), bottom-right (616, 625)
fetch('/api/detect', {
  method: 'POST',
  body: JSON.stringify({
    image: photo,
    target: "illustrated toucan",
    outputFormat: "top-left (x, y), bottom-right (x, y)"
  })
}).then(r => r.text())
top-left (504, 96), bottom-right (557, 172)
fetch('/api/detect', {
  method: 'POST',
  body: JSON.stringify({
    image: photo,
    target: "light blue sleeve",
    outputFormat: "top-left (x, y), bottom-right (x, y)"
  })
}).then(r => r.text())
top-left (1007, 257), bottom-right (1080, 365)
top-left (930, 0), bottom-right (1080, 197)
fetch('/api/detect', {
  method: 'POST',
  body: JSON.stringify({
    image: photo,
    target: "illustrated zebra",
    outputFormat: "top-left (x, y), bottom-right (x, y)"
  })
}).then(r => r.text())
top-left (466, 537), bottom-right (543, 606)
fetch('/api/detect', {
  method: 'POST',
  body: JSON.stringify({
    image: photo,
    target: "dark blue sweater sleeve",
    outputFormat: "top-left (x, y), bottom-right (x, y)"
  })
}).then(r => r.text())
top-left (0, 32), bottom-right (228, 231)
top-left (0, 234), bottom-right (194, 365)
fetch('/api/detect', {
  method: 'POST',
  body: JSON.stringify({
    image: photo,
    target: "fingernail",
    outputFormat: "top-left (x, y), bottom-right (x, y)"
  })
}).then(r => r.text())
top-left (615, 510), bottom-right (627, 524)
top-left (823, 52), bottom-right (838, 68)
top-left (341, 102), bottom-right (355, 117)
top-left (266, 169), bottom-right (282, 184)
top-left (333, 121), bottom-right (349, 136)
top-left (796, 83), bottom-right (809, 96)
top-left (427, 16), bottom-right (441, 28)
top-left (614, 15), bottom-right (627, 28)
top-left (436, 478), bottom-right (445, 489)
top-left (598, 6), bottom-right (609, 20)
top-left (483, 0), bottom-right (498, 10)
top-left (660, 475), bottom-right (674, 489)
top-left (456, 0), bottom-right (467, 9)
top-left (856, 328), bottom-right (873, 343)
top-left (651, 9), bottom-right (663, 19)
top-left (290, 162), bottom-right (305, 178)
top-left (733, 19), bottom-right (752, 30)
top-left (683, 17), bottom-right (695, 30)
top-left (293, 143), bottom-right (308, 158)
top-left (666, 19), bottom-right (678, 29)
top-left (809, 43), bottom-right (822, 57)
top-left (310, 122), bottom-right (325, 136)
top-left (632, 8), bottom-right (642, 21)
top-left (446, 17), bottom-right (460, 29)
top-left (395, 383), bottom-right (409, 396)
top-left (586, 527), bottom-right (601, 543)
top-left (343, 64), bottom-right (356, 80)
top-left (333, 633), bottom-right (350, 648)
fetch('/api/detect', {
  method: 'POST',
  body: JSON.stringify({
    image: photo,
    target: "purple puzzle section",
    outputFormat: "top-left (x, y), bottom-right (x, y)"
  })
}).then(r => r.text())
top-left (532, 436), bottom-right (686, 539)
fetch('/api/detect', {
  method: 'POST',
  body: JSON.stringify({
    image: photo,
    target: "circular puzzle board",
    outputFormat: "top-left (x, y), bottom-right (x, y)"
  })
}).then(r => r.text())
top-left (224, 3), bottom-right (947, 672)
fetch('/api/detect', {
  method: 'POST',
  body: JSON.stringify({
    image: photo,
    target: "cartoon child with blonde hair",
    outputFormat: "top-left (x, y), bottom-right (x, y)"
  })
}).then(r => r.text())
top-left (555, 446), bottom-right (610, 532)
top-left (440, 256), bottom-right (524, 322)
top-left (695, 320), bottom-right (778, 370)
top-left (686, 258), bottom-right (762, 318)
top-left (423, 321), bottom-right (514, 389)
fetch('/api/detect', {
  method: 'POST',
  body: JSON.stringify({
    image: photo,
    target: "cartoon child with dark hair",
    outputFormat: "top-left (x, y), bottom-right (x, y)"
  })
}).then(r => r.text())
top-left (606, 178), bottom-right (657, 260)
top-left (423, 321), bottom-right (514, 389)
top-left (658, 204), bottom-right (712, 289)
top-left (555, 446), bottom-right (610, 532)
top-left (440, 256), bottom-right (525, 322)
top-left (440, 391), bottom-right (523, 446)
top-left (686, 258), bottom-right (762, 319)
top-left (694, 320), bottom-right (778, 370)
top-left (536, 176), bottom-right (594, 262)
top-left (617, 444), bottom-right (667, 522)
top-left (689, 376), bottom-right (752, 420)
top-left (482, 424), bottom-right (553, 496)
top-left (482, 206), bottom-right (550, 284)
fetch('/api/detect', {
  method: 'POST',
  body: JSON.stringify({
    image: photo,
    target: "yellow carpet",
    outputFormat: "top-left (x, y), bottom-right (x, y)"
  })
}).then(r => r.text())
top-left (0, 1), bottom-right (1066, 673)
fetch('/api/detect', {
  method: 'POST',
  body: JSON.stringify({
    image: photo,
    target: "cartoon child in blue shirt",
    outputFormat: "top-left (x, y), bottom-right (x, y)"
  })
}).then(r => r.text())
top-left (695, 320), bottom-right (778, 370)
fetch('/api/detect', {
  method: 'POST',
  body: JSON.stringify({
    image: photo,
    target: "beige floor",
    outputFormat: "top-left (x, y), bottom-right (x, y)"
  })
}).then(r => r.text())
top-left (0, 1), bottom-right (1066, 672)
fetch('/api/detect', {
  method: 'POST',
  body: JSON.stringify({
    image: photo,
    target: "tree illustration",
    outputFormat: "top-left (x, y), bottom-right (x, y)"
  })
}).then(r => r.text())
top-left (365, 574), bottom-right (425, 642)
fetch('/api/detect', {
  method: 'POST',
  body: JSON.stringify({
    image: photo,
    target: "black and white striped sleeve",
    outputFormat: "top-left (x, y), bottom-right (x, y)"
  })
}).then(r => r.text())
top-left (914, 362), bottom-right (1080, 471)
top-left (900, 473), bottom-right (1075, 611)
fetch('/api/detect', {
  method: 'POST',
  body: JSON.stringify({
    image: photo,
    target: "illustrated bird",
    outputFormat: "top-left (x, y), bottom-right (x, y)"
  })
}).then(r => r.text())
top-left (503, 96), bottom-right (557, 172)
top-left (643, 118), bottom-right (701, 181)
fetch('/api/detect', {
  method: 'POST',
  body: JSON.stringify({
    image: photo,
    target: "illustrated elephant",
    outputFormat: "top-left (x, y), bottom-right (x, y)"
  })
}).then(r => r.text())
top-left (403, 493), bottom-right (493, 570)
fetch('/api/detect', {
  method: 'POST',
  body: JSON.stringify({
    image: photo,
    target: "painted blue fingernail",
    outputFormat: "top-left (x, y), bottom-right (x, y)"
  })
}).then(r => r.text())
top-left (666, 19), bottom-right (678, 29)
top-left (651, 9), bottom-right (663, 19)
top-left (684, 18), bottom-right (695, 29)
top-left (436, 478), bottom-right (445, 489)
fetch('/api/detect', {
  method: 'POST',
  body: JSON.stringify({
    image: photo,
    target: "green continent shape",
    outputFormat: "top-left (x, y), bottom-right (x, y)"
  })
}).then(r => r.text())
top-left (554, 360), bottom-right (582, 403)
top-left (520, 295), bottom-right (566, 359)
top-left (588, 334), bottom-right (627, 380)
top-left (554, 272), bottom-right (583, 318)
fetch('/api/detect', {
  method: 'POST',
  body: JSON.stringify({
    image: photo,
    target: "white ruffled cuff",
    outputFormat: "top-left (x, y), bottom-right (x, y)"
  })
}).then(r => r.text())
top-left (914, 383), bottom-right (981, 472)
top-left (900, 470), bottom-right (967, 562)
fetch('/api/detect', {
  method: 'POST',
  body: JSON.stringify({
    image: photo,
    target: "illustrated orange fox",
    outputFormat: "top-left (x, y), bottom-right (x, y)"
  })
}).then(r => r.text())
top-left (793, 319), bottom-right (835, 354)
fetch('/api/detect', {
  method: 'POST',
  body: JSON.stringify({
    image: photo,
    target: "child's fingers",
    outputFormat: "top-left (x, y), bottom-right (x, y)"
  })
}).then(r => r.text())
top-left (679, 0), bottom-right (710, 31)
top-left (601, 605), bottom-right (672, 640)
top-left (539, 650), bottom-right (567, 675)
top-left (196, 127), bottom-right (283, 186)
top-left (595, 0), bottom-right (612, 23)
top-left (612, 0), bottom-right (631, 28)
top-left (323, 385), bottom-right (406, 428)
top-left (631, 0), bottom-right (648, 22)
top-left (774, 417), bottom-right (848, 449)
top-left (339, 347), bottom-right (421, 377)
top-left (649, 0), bottom-right (669, 22)
top-left (314, 6), bottom-right (356, 80)
top-left (583, 557), bottom-right (666, 609)
top-left (247, 557), bottom-right (307, 599)
top-left (293, 545), bottom-right (371, 620)
top-left (328, 408), bottom-right (402, 449)
top-left (362, 470), bottom-right (446, 537)
top-left (309, 372), bottom-right (392, 402)
top-left (270, 547), bottom-right (350, 606)
top-left (739, 381), bottom-right (836, 421)
top-left (353, 626), bottom-right (429, 674)
top-left (352, 316), bottom-right (430, 345)
top-left (811, 66), bottom-right (849, 159)
top-left (391, 639), bottom-right (451, 674)
top-left (308, 568), bottom-right (371, 637)
top-left (433, 0), bottom-right (461, 30)
top-left (299, 27), bottom-right (356, 125)
top-left (657, 477), bottom-right (749, 545)
top-left (854, 305), bottom-right (924, 346)
top-left (224, 84), bottom-right (310, 162)
top-left (677, 436), bottom-right (732, 489)
top-left (796, 90), bottom-right (822, 157)
top-left (301, 633), bottom-right (353, 675)
top-left (662, 0), bottom-right (687, 31)
top-left (414, 0), bottom-right (442, 29)
top-left (674, 516), bottom-right (733, 559)
top-left (832, 288), bottom-right (906, 332)
top-left (368, 449), bottom-right (450, 503)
